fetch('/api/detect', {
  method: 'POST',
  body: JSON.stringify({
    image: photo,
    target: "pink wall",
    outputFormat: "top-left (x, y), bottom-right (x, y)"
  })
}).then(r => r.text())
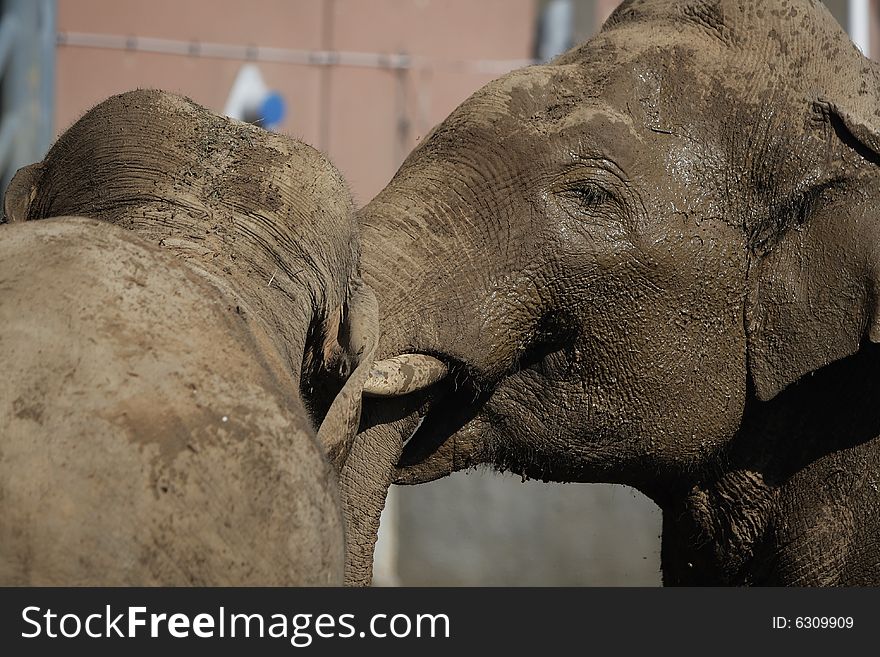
top-left (595, 0), bottom-right (620, 25)
top-left (56, 0), bottom-right (537, 204)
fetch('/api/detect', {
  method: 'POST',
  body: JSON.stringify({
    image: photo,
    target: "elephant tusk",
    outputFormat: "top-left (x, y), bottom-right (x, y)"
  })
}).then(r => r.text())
top-left (363, 353), bottom-right (448, 397)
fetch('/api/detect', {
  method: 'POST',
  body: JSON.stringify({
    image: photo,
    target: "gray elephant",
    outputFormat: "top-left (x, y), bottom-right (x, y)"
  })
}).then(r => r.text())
top-left (343, 0), bottom-right (880, 585)
top-left (0, 90), bottom-right (380, 584)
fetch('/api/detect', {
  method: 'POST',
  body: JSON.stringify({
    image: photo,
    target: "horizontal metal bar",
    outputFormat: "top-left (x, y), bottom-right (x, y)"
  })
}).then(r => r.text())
top-left (56, 30), bottom-right (536, 74)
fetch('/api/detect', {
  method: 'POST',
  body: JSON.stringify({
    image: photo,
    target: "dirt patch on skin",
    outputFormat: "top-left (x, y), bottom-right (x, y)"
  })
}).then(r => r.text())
top-left (12, 396), bottom-right (45, 424)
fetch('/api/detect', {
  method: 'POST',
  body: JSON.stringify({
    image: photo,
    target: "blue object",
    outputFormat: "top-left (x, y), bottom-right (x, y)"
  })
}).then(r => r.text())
top-left (260, 92), bottom-right (286, 129)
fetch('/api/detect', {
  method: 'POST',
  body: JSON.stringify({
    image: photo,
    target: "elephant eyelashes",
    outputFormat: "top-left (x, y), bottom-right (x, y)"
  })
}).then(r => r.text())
top-left (555, 182), bottom-right (625, 225)
top-left (562, 184), bottom-right (613, 211)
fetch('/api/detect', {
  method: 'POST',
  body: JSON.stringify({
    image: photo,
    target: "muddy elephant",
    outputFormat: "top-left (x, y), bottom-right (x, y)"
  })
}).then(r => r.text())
top-left (344, 0), bottom-right (880, 585)
top-left (0, 90), bottom-right (379, 584)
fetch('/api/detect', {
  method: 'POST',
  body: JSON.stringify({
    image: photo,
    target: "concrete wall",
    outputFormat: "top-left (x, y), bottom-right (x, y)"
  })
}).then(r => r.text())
top-left (393, 474), bottom-right (662, 586)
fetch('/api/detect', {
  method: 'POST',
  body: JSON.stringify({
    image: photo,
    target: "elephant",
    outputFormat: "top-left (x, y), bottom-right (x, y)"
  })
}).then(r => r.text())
top-left (0, 89), bottom-right (381, 584)
top-left (342, 0), bottom-right (880, 586)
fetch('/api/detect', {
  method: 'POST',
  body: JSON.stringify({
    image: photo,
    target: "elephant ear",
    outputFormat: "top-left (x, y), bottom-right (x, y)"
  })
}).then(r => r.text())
top-left (3, 162), bottom-right (42, 223)
top-left (745, 99), bottom-right (880, 401)
top-left (316, 281), bottom-right (379, 471)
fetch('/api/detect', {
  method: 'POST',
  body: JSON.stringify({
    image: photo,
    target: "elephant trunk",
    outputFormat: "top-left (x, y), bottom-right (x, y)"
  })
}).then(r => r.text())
top-left (356, 182), bottom-right (496, 367)
top-left (343, 116), bottom-right (543, 581)
top-left (338, 168), bottom-right (499, 583)
top-left (338, 415), bottom-right (419, 586)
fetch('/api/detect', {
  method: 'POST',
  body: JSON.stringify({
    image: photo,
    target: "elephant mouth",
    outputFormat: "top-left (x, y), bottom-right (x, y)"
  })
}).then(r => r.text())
top-left (398, 361), bottom-right (490, 475)
top-left (360, 330), bottom-right (573, 482)
top-left (359, 352), bottom-right (496, 483)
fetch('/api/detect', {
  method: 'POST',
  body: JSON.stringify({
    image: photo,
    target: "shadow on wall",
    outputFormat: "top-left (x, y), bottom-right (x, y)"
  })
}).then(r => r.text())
top-left (381, 472), bottom-right (662, 586)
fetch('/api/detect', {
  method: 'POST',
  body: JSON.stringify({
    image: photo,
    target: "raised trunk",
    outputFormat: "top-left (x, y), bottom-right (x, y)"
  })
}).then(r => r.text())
top-left (355, 125), bottom-right (533, 371)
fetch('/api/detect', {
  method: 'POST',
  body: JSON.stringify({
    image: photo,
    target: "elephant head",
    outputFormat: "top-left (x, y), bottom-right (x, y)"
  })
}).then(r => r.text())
top-left (0, 90), bottom-right (381, 584)
top-left (347, 0), bottom-right (880, 585)
top-left (4, 89), bottom-right (380, 465)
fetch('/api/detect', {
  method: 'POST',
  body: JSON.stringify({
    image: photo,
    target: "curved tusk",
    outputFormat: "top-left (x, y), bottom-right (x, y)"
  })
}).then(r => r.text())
top-left (363, 353), bottom-right (448, 397)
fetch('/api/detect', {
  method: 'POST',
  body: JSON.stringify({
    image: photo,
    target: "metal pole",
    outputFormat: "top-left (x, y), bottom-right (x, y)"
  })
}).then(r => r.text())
top-left (0, 0), bottom-right (56, 203)
top-left (849, 0), bottom-right (871, 56)
top-left (38, 0), bottom-right (56, 154)
top-left (8, 0), bottom-right (37, 182)
top-left (318, 0), bottom-right (335, 152)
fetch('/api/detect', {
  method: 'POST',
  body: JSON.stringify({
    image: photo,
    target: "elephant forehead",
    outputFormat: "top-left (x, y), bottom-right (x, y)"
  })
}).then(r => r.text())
top-left (551, 105), bottom-right (645, 173)
top-left (502, 48), bottom-right (718, 134)
top-left (564, 0), bottom-right (868, 109)
top-left (603, 0), bottom-right (848, 55)
top-left (460, 65), bottom-right (577, 127)
top-left (152, 90), bottom-right (354, 221)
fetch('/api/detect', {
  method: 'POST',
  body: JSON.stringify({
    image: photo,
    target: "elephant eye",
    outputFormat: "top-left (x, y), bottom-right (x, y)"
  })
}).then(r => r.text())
top-left (561, 183), bottom-right (613, 211)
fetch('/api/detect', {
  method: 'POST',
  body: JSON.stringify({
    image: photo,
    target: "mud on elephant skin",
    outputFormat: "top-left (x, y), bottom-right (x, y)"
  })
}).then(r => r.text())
top-left (0, 90), bottom-right (379, 584)
top-left (347, 0), bottom-right (880, 585)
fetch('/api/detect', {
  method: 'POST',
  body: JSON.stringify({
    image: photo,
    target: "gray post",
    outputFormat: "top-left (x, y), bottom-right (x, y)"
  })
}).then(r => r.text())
top-left (0, 0), bottom-right (56, 214)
